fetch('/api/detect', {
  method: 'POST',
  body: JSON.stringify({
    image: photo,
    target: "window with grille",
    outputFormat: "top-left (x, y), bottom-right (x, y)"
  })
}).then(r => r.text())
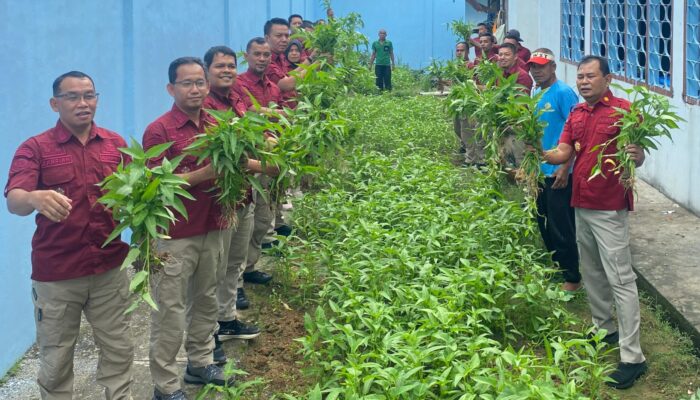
top-left (686, 0), bottom-right (700, 100)
top-left (590, 0), bottom-right (672, 91)
top-left (561, 0), bottom-right (585, 62)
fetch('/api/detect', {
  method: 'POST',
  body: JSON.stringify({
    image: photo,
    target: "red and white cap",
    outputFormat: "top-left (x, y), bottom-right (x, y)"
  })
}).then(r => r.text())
top-left (528, 51), bottom-right (555, 65)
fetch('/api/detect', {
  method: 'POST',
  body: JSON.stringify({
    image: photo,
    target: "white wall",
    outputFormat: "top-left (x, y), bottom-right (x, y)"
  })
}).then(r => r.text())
top-left (507, 0), bottom-right (700, 214)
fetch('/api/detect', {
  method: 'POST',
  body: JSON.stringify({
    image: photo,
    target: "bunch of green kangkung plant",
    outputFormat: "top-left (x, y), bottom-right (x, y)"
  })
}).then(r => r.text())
top-left (590, 84), bottom-right (683, 191)
top-left (98, 139), bottom-right (194, 312)
top-left (449, 19), bottom-right (476, 43)
top-left (499, 90), bottom-right (548, 200)
top-left (427, 59), bottom-right (451, 92)
top-left (185, 109), bottom-right (271, 226)
top-left (446, 60), bottom-right (545, 205)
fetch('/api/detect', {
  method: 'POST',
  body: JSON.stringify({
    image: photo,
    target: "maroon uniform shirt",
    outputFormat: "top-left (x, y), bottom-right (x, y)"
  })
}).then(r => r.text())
top-left (559, 89), bottom-right (634, 211)
top-left (267, 52), bottom-right (291, 86)
top-left (503, 64), bottom-right (534, 92)
top-left (234, 70), bottom-right (283, 110)
top-left (142, 104), bottom-right (224, 239)
top-left (516, 46), bottom-right (532, 66)
top-left (203, 85), bottom-right (248, 117)
top-left (474, 46), bottom-right (499, 64)
top-left (269, 52), bottom-right (299, 109)
top-left (4, 121), bottom-right (129, 282)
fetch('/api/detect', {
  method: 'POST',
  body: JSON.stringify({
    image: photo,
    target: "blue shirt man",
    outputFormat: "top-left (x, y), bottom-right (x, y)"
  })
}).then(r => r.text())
top-left (528, 49), bottom-right (581, 291)
top-left (534, 79), bottom-right (579, 176)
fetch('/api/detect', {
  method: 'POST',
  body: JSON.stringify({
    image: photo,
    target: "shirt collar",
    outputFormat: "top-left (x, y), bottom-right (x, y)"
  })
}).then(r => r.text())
top-left (54, 120), bottom-right (102, 144)
top-left (242, 70), bottom-right (266, 85)
top-left (170, 103), bottom-right (206, 129)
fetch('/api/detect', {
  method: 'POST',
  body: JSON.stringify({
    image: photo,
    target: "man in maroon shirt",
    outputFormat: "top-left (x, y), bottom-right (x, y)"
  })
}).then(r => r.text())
top-left (544, 55), bottom-right (647, 389)
top-left (202, 46), bottom-right (262, 359)
top-left (234, 37), bottom-right (282, 289)
top-left (497, 43), bottom-right (533, 168)
top-left (5, 71), bottom-right (133, 399)
top-left (497, 42), bottom-right (533, 91)
top-left (504, 29), bottom-right (532, 71)
top-left (143, 57), bottom-right (232, 400)
top-left (473, 32), bottom-right (499, 65)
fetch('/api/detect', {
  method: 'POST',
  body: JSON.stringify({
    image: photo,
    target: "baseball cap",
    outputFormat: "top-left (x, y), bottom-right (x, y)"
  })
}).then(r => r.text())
top-left (528, 51), bottom-right (555, 65)
top-left (505, 29), bottom-right (524, 42)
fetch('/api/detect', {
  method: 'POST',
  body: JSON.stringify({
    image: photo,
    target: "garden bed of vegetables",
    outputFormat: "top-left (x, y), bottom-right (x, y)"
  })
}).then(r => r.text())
top-left (219, 91), bottom-right (700, 400)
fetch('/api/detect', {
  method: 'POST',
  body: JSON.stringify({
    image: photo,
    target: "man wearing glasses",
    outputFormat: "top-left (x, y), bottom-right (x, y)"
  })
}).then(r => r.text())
top-left (5, 71), bottom-right (134, 399)
top-left (142, 57), bottom-right (232, 400)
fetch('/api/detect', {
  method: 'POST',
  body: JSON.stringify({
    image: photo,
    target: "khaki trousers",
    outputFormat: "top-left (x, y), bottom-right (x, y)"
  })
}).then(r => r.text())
top-left (246, 176), bottom-right (275, 280)
top-left (150, 230), bottom-right (225, 394)
top-left (218, 204), bottom-right (254, 321)
top-left (575, 208), bottom-right (645, 364)
top-left (454, 117), bottom-right (485, 164)
top-left (32, 267), bottom-right (133, 400)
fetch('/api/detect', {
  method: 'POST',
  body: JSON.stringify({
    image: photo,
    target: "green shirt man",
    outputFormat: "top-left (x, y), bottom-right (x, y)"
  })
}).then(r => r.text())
top-left (369, 29), bottom-right (395, 90)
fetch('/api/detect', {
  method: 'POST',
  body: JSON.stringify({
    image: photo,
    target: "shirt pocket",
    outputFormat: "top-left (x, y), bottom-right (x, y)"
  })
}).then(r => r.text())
top-left (40, 163), bottom-right (76, 197)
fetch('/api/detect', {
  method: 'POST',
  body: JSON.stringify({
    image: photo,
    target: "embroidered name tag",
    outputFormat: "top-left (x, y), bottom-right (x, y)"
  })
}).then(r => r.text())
top-left (41, 156), bottom-right (72, 168)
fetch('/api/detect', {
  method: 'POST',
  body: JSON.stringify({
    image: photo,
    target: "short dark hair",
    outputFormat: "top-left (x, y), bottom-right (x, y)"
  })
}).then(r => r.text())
top-left (168, 57), bottom-right (206, 84)
top-left (478, 32), bottom-right (496, 43)
top-left (498, 42), bottom-right (517, 55)
top-left (246, 37), bottom-right (268, 52)
top-left (302, 20), bottom-right (314, 29)
top-left (456, 41), bottom-right (468, 48)
top-left (53, 71), bottom-right (95, 96)
top-left (264, 18), bottom-right (289, 36)
top-left (203, 46), bottom-right (237, 69)
top-left (578, 55), bottom-right (610, 76)
top-left (288, 14), bottom-right (303, 24)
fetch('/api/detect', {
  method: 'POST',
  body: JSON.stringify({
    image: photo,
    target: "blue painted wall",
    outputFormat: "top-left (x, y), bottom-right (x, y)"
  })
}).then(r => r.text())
top-left (0, 0), bottom-right (469, 376)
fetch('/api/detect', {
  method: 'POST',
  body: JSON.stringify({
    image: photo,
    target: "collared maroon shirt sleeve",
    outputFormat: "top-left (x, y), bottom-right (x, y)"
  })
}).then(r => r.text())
top-left (4, 121), bottom-right (129, 282)
top-left (267, 53), bottom-right (289, 85)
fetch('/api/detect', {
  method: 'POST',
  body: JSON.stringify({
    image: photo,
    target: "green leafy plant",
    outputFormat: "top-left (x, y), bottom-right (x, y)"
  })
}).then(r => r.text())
top-left (589, 84), bottom-right (683, 190)
top-left (98, 139), bottom-right (194, 312)
top-left (185, 109), bottom-right (270, 225)
top-left (449, 19), bottom-right (475, 43)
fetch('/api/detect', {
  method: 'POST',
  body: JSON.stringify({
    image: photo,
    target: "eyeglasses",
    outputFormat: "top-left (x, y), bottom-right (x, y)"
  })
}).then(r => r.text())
top-left (174, 80), bottom-right (207, 89)
top-left (55, 92), bottom-right (99, 102)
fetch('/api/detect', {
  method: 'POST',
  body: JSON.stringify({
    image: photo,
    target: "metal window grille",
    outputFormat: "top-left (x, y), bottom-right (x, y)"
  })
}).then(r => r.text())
top-left (687, 0), bottom-right (700, 99)
top-left (591, 0), bottom-right (672, 90)
top-left (561, 0), bottom-right (585, 62)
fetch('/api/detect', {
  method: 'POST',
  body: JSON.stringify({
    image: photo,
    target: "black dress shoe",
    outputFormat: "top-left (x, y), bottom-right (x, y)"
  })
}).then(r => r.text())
top-left (236, 287), bottom-right (250, 310)
top-left (217, 319), bottom-right (262, 341)
top-left (243, 270), bottom-right (273, 284)
top-left (274, 224), bottom-right (293, 237)
top-left (261, 240), bottom-right (280, 249)
top-left (607, 361), bottom-right (648, 389)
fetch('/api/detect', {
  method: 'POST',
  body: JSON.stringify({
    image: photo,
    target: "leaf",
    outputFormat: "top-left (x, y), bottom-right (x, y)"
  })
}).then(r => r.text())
top-left (129, 270), bottom-right (149, 292)
top-left (120, 247), bottom-right (141, 270)
top-left (102, 220), bottom-right (130, 247)
top-left (144, 142), bottom-right (174, 160)
top-left (142, 291), bottom-right (159, 310)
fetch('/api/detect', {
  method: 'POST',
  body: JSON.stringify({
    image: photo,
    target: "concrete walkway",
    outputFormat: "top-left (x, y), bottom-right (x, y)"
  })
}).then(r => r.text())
top-left (1, 180), bottom-right (699, 398)
top-left (630, 180), bottom-right (700, 350)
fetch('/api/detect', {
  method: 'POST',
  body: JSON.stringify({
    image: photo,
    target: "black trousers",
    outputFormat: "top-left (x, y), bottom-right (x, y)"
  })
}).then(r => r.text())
top-left (536, 176), bottom-right (581, 283)
top-left (375, 65), bottom-right (392, 90)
